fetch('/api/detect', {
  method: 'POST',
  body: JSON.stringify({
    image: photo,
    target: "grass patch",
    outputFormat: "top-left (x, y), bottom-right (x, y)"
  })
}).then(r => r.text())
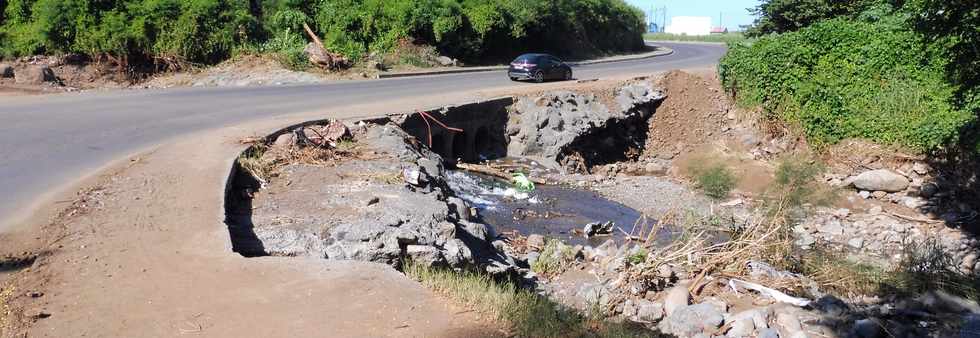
top-left (404, 261), bottom-right (661, 338)
top-left (237, 145), bottom-right (274, 182)
top-left (531, 240), bottom-right (578, 277)
top-left (691, 163), bottom-right (737, 200)
top-left (645, 32), bottom-right (747, 44)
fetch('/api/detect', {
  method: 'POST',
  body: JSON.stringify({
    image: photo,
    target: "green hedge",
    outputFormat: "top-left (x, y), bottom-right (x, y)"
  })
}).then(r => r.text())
top-left (720, 19), bottom-right (975, 152)
top-left (0, 0), bottom-right (645, 65)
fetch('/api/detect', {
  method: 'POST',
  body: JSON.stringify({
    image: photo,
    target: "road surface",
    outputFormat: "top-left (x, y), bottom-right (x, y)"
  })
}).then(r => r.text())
top-left (0, 42), bottom-right (726, 230)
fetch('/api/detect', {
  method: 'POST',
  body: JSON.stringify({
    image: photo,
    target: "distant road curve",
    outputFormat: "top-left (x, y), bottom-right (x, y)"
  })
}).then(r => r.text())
top-left (0, 42), bottom-right (726, 230)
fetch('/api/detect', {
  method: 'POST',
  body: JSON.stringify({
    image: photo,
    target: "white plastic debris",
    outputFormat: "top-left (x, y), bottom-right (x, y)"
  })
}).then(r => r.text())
top-left (729, 279), bottom-right (812, 307)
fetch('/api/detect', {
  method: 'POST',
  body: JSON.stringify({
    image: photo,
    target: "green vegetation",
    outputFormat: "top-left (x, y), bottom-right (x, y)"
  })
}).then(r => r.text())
top-left (722, 1), bottom-right (979, 153)
top-left (766, 156), bottom-right (835, 213)
top-left (0, 0), bottom-right (646, 69)
top-left (405, 261), bottom-right (659, 338)
top-left (531, 239), bottom-right (577, 276)
top-left (644, 32), bottom-right (747, 44)
top-left (691, 163), bottom-right (736, 200)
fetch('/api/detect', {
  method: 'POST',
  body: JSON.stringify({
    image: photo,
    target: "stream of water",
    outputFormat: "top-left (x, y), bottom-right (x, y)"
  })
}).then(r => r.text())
top-left (446, 169), bottom-right (645, 246)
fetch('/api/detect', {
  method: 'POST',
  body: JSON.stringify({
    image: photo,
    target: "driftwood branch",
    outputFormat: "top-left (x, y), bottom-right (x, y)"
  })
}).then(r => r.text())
top-left (455, 163), bottom-right (547, 185)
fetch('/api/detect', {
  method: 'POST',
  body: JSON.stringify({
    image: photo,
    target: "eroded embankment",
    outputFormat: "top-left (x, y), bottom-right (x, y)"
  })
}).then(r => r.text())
top-left (224, 80), bottom-right (666, 274)
top-left (223, 71), bottom-right (980, 338)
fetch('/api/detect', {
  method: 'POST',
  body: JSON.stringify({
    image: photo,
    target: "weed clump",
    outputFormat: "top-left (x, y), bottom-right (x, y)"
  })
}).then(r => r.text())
top-left (532, 240), bottom-right (578, 277)
top-left (692, 163), bottom-right (736, 200)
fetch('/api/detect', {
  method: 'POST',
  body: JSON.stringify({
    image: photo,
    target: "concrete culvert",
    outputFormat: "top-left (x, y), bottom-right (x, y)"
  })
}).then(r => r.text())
top-left (451, 132), bottom-right (468, 162)
top-left (474, 127), bottom-right (491, 159)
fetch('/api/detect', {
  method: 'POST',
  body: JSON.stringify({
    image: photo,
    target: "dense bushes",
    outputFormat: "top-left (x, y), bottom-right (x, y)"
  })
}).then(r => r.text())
top-left (0, 0), bottom-right (258, 65)
top-left (722, 11), bottom-right (976, 152)
top-left (0, 0), bottom-right (645, 66)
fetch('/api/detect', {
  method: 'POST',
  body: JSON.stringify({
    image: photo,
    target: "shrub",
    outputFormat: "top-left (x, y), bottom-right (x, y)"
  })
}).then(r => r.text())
top-left (531, 239), bottom-right (577, 276)
top-left (766, 155), bottom-right (835, 212)
top-left (692, 163), bottom-right (736, 200)
top-left (720, 19), bottom-right (975, 152)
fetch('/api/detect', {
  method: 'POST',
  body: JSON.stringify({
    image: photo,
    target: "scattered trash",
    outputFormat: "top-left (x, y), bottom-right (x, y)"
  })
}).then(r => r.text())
top-left (584, 221), bottom-right (615, 238)
top-left (403, 167), bottom-right (424, 186)
top-left (512, 173), bottom-right (536, 192)
top-left (728, 279), bottom-right (811, 307)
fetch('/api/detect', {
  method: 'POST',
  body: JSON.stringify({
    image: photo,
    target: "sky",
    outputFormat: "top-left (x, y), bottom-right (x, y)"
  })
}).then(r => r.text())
top-left (625, 0), bottom-right (762, 31)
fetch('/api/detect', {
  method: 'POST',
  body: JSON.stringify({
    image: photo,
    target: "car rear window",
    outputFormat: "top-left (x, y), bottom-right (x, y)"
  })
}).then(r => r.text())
top-left (514, 55), bottom-right (539, 63)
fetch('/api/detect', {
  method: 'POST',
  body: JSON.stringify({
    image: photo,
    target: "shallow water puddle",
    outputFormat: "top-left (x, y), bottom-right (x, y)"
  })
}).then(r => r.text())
top-left (447, 170), bottom-right (647, 246)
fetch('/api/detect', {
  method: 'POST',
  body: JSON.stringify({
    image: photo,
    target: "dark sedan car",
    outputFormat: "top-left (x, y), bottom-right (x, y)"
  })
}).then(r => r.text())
top-left (508, 53), bottom-right (573, 83)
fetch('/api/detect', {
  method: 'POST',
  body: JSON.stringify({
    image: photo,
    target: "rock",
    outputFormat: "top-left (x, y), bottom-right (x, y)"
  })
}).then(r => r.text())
top-left (663, 285), bottom-right (691, 316)
top-left (525, 251), bottom-right (540, 266)
top-left (526, 234), bottom-right (546, 251)
top-left (912, 162), bottom-right (929, 175)
top-left (848, 237), bottom-right (865, 249)
top-left (919, 183), bottom-right (939, 198)
top-left (615, 83), bottom-right (665, 113)
top-left (833, 208), bottom-right (851, 219)
top-left (0, 63), bottom-right (13, 78)
top-left (28, 309), bottom-right (51, 319)
top-left (859, 191), bottom-right (872, 199)
top-left (851, 318), bottom-right (884, 338)
top-left (584, 221), bottom-right (614, 237)
top-left (658, 303), bottom-right (724, 336)
top-left (635, 300), bottom-right (665, 322)
top-left (918, 290), bottom-right (980, 314)
top-left (850, 170), bottom-right (910, 193)
top-left (775, 312), bottom-right (803, 334)
top-left (727, 318), bottom-right (755, 337)
top-left (622, 299), bottom-right (638, 318)
top-left (435, 56), bottom-right (456, 66)
top-left (645, 162), bottom-right (668, 175)
top-left (900, 196), bottom-right (927, 209)
top-left (757, 328), bottom-right (780, 338)
top-left (795, 233), bottom-right (816, 247)
top-left (273, 133), bottom-right (296, 148)
top-left (816, 220), bottom-right (844, 236)
top-left (15, 65), bottom-right (55, 84)
top-left (405, 245), bottom-right (445, 267)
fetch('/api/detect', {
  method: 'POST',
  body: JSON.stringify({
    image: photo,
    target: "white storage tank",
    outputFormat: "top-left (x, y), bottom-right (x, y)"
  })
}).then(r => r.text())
top-left (665, 16), bottom-right (712, 36)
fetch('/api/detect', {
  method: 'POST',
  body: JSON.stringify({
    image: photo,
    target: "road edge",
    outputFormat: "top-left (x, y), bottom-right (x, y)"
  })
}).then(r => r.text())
top-left (377, 44), bottom-right (675, 79)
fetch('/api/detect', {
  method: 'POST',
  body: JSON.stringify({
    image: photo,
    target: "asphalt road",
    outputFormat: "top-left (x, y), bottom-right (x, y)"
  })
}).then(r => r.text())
top-left (0, 42), bottom-right (726, 230)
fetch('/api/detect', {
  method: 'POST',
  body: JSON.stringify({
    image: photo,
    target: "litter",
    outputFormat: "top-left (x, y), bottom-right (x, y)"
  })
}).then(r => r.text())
top-left (729, 279), bottom-right (811, 307)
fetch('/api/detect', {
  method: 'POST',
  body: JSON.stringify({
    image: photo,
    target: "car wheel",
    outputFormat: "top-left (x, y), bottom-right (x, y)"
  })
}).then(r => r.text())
top-left (533, 71), bottom-right (544, 83)
top-left (564, 69), bottom-right (573, 81)
top-left (509, 77), bottom-right (518, 81)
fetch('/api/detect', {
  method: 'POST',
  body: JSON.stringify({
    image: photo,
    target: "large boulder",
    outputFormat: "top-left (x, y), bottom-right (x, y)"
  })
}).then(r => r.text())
top-left (15, 65), bottom-right (56, 84)
top-left (658, 303), bottom-right (725, 336)
top-left (850, 170), bottom-right (910, 192)
top-left (0, 64), bottom-right (13, 78)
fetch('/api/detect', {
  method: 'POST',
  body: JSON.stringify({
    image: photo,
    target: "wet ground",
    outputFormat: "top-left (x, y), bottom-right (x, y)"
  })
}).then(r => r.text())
top-left (447, 170), bottom-right (644, 246)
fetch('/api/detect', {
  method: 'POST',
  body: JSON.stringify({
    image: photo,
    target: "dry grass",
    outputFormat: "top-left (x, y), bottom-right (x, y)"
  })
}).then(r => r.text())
top-left (405, 262), bottom-right (661, 338)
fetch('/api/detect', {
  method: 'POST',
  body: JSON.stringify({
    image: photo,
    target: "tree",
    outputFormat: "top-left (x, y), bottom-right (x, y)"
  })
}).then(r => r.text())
top-left (746, 0), bottom-right (883, 36)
